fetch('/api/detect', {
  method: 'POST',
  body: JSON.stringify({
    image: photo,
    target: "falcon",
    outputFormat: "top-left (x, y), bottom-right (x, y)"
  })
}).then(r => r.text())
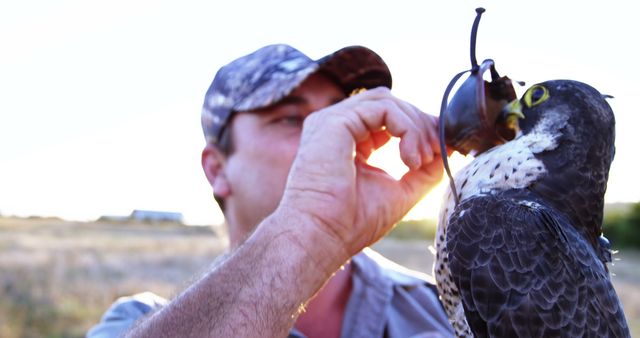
top-left (434, 80), bottom-right (630, 337)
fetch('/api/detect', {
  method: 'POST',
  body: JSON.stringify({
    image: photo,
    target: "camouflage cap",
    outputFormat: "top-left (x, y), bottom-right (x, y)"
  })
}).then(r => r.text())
top-left (201, 44), bottom-right (392, 144)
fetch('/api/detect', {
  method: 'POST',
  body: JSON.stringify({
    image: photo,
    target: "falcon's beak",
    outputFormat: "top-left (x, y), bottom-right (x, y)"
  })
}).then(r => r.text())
top-left (496, 99), bottom-right (525, 140)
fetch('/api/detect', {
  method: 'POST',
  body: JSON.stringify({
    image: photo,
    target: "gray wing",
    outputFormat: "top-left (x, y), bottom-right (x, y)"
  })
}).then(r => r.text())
top-left (446, 191), bottom-right (630, 338)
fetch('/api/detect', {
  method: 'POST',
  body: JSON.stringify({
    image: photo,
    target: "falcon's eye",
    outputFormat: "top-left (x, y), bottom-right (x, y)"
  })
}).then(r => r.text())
top-left (523, 85), bottom-right (550, 107)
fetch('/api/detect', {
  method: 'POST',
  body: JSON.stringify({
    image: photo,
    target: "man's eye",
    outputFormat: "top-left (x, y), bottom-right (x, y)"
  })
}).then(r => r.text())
top-left (274, 115), bottom-right (304, 126)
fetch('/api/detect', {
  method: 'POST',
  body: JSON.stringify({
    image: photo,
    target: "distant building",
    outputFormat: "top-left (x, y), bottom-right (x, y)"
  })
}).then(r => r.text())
top-left (97, 215), bottom-right (130, 222)
top-left (129, 210), bottom-right (184, 223)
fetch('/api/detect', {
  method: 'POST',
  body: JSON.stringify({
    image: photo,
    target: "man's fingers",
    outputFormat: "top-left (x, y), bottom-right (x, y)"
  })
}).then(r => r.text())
top-left (355, 130), bottom-right (392, 160)
top-left (371, 129), bottom-right (392, 150)
top-left (422, 113), bottom-right (441, 155)
top-left (397, 101), bottom-right (436, 163)
top-left (315, 87), bottom-right (443, 173)
top-left (399, 157), bottom-right (444, 203)
top-left (348, 87), bottom-right (438, 167)
top-left (351, 100), bottom-right (423, 169)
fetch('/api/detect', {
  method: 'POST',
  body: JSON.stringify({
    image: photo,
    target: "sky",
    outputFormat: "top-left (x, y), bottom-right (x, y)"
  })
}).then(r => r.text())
top-left (1, 1), bottom-right (638, 225)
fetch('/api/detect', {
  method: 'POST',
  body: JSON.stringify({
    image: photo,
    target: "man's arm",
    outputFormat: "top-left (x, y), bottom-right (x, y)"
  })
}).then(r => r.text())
top-left (126, 208), bottom-right (346, 337)
top-left (126, 87), bottom-right (443, 337)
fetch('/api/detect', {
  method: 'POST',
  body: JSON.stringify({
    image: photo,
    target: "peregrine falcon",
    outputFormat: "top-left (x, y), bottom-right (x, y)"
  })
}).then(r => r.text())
top-left (435, 80), bottom-right (630, 337)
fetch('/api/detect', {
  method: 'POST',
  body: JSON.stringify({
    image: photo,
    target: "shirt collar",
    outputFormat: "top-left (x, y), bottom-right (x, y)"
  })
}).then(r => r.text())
top-left (351, 247), bottom-right (436, 287)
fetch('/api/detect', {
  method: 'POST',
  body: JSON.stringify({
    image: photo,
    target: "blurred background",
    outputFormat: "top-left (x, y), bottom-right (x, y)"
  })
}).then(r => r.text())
top-left (1, 1), bottom-right (638, 337)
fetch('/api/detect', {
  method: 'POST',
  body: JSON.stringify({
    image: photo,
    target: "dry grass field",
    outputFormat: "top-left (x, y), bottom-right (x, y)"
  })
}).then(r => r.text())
top-left (1, 217), bottom-right (638, 337)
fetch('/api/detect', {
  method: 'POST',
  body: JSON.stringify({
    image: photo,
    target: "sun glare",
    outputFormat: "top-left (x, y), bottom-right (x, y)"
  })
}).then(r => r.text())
top-left (367, 138), bottom-right (473, 221)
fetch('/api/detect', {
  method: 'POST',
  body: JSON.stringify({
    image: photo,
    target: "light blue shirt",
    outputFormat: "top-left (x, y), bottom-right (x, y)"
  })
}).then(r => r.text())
top-left (87, 248), bottom-right (454, 337)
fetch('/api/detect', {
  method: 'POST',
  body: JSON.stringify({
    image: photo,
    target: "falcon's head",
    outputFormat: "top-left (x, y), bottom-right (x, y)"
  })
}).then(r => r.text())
top-left (502, 80), bottom-right (614, 141)
top-left (502, 80), bottom-right (616, 244)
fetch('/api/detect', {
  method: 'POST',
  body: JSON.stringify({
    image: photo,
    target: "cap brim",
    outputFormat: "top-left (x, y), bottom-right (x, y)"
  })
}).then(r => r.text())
top-left (316, 45), bottom-right (392, 94)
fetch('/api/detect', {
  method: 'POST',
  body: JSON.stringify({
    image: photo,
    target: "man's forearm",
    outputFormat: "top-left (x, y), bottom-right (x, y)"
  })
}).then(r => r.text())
top-left (126, 207), bottom-right (347, 337)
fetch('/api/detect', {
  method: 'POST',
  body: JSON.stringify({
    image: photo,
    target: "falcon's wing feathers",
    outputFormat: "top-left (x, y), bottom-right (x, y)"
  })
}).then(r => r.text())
top-left (446, 191), bottom-right (628, 337)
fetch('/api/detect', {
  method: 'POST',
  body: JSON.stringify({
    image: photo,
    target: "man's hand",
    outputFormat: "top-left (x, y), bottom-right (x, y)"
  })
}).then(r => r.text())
top-left (280, 87), bottom-right (444, 262)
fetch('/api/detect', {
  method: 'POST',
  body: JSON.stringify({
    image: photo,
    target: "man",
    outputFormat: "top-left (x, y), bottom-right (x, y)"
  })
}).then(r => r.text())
top-left (88, 44), bottom-right (454, 337)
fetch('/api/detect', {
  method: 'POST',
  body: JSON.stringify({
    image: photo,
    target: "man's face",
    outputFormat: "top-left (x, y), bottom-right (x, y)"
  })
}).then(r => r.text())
top-left (222, 72), bottom-right (345, 246)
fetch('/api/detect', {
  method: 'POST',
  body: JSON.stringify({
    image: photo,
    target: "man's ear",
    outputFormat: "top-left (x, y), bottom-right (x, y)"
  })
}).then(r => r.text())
top-left (202, 144), bottom-right (231, 198)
